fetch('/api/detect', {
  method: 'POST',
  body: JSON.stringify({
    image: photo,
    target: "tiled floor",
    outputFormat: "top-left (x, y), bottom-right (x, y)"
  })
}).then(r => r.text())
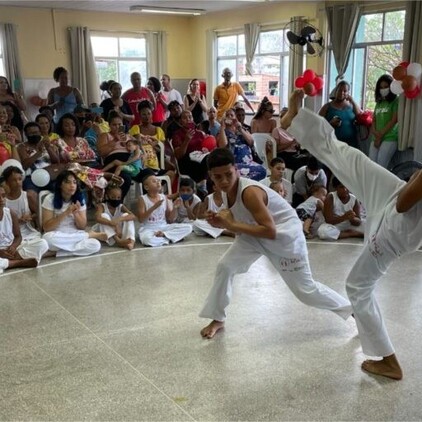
top-left (1, 235), bottom-right (422, 421)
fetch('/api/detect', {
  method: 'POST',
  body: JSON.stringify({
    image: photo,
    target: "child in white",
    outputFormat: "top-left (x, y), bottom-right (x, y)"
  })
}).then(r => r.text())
top-left (295, 185), bottom-right (327, 238)
top-left (283, 90), bottom-right (422, 380)
top-left (42, 171), bottom-right (107, 257)
top-left (0, 186), bottom-right (47, 272)
top-left (137, 174), bottom-right (192, 247)
top-left (260, 157), bottom-right (293, 204)
top-left (175, 177), bottom-right (202, 223)
top-left (93, 184), bottom-right (136, 250)
top-left (318, 177), bottom-right (365, 241)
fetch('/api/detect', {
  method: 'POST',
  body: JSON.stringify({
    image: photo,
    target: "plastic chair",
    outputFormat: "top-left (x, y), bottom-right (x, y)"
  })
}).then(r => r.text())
top-left (252, 133), bottom-right (277, 171)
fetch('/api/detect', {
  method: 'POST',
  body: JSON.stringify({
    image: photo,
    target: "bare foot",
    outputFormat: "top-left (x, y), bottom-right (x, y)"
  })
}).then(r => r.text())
top-left (115, 237), bottom-right (135, 250)
top-left (8, 258), bottom-right (38, 269)
top-left (89, 231), bottom-right (108, 242)
top-left (200, 320), bottom-right (224, 339)
top-left (280, 90), bottom-right (304, 129)
top-left (361, 354), bottom-right (403, 380)
top-left (42, 250), bottom-right (57, 258)
top-left (154, 231), bottom-right (165, 237)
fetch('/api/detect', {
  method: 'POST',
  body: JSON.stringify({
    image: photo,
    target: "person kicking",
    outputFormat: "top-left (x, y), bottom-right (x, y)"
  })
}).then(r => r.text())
top-left (199, 148), bottom-right (353, 339)
top-left (280, 90), bottom-right (422, 380)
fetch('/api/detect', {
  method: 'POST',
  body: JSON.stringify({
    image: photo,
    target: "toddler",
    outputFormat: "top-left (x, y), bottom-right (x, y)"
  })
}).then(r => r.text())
top-left (269, 180), bottom-right (286, 198)
top-left (102, 139), bottom-right (143, 178)
top-left (260, 157), bottom-right (292, 203)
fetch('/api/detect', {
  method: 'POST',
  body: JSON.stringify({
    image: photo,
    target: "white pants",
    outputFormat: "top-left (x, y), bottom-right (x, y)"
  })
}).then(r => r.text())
top-left (193, 219), bottom-right (224, 239)
top-left (318, 221), bottom-right (365, 241)
top-left (42, 231), bottom-right (101, 257)
top-left (199, 235), bottom-right (352, 322)
top-left (138, 223), bottom-right (192, 247)
top-left (93, 213), bottom-right (135, 246)
top-left (369, 140), bottom-right (397, 169)
top-left (289, 108), bottom-right (406, 356)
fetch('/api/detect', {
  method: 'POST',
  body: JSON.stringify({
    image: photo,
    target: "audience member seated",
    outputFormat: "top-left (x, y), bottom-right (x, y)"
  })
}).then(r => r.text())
top-left (137, 174), bottom-right (192, 247)
top-left (0, 103), bottom-right (22, 144)
top-left (41, 170), bottom-right (107, 257)
top-left (47, 67), bottom-right (84, 125)
top-left (1, 101), bottom-right (24, 133)
top-left (319, 80), bottom-right (361, 149)
top-left (93, 184), bottom-right (136, 250)
top-left (35, 113), bottom-right (59, 142)
top-left (122, 72), bottom-right (155, 127)
top-left (162, 100), bottom-right (183, 141)
top-left (293, 156), bottom-right (327, 208)
top-left (100, 81), bottom-right (134, 132)
top-left (183, 79), bottom-right (207, 125)
top-left (0, 185), bottom-right (47, 273)
top-left (218, 109), bottom-right (266, 181)
top-left (0, 112), bottom-right (20, 166)
top-left (175, 177), bottom-right (202, 223)
top-left (38, 105), bottom-right (55, 128)
top-left (17, 122), bottom-right (59, 193)
top-left (251, 97), bottom-right (277, 134)
top-left (0, 76), bottom-right (26, 114)
top-left (234, 104), bottom-right (251, 132)
top-left (317, 177), bottom-right (364, 241)
top-left (260, 157), bottom-right (293, 204)
top-left (296, 185), bottom-right (327, 238)
top-left (147, 77), bottom-right (167, 127)
top-left (269, 180), bottom-right (286, 199)
top-left (201, 106), bottom-right (221, 137)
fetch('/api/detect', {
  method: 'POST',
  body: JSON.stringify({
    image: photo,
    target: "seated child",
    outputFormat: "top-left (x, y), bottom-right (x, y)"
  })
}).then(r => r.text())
top-left (93, 184), bottom-right (136, 250)
top-left (193, 181), bottom-right (233, 238)
top-left (175, 177), bottom-right (202, 223)
top-left (137, 174), bottom-right (192, 247)
top-left (269, 180), bottom-right (286, 199)
top-left (260, 157), bottom-right (293, 204)
top-left (295, 184), bottom-right (327, 238)
top-left (0, 185), bottom-right (48, 273)
top-left (101, 139), bottom-right (143, 178)
top-left (317, 177), bottom-right (365, 241)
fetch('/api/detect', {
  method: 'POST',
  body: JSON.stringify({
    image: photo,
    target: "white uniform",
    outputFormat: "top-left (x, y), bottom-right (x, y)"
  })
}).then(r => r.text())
top-left (176, 194), bottom-right (202, 223)
top-left (6, 191), bottom-right (41, 240)
top-left (41, 194), bottom-right (101, 257)
top-left (0, 207), bottom-right (48, 266)
top-left (289, 108), bottom-right (422, 357)
top-left (193, 193), bottom-right (226, 238)
top-left (138, 194), bottom-right (192, 247)
top-left (318, 192), bottom-right (365, 240)
top-left (92, 203), bottom-right (135, 246)
top-left (199, 177), bottom-right (352, 322)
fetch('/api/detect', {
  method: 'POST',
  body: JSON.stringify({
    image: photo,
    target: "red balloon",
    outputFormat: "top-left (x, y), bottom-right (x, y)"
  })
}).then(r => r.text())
top-left (0, 144), bottom-right (11, 164)
top-left (202, 135), bottom-right (217, 151)
top-left (312, 76), bottom-right (324, 91)
top-left (303, 82), bottom-right (317, 96)
top-left (404, 86), bottom-right (421, 99)
top-left (356, 111), bottom-right (373, 127)
top-left (295, 76), bottom-right (305, 88)
top-left (392, 65), bottom-right (407, 81)
top-left (399, 61), bottom-right (410, 68)
top-left (401, 75), bottom-right (418, 91)
top-left (303, 69), bottom-right (316, 83)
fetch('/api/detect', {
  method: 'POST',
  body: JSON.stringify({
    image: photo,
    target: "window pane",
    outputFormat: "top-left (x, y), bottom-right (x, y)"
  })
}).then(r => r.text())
top-left (350, 48), bottom-right (365, 107)
top-left (0, 59), bottom-right (4, 78)
top-left (238, 34), bottom-right (245, 55)
top-left (91, 36), bottom-right (118, 57)
top-left (384, 10), bottom-right (405, 41)
top-left (355, 14), bottom-right (383, 43)
top-left (259, 30), bottom-right (283, 54)
top-left (280, 55), bottom-right (289, 109)
top-left (217, 35), bottom-right (237, 57)
top-left (95, 59), bottom-right (117, 84)
top-left (119, 61), bottom-right (147, 92)
top-left (119, 37), bottom-right (146, 58)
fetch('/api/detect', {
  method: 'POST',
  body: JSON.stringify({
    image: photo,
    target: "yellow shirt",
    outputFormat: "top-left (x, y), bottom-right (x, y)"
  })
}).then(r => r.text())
top-left (129, 125), bottom-right (165, 170)
top-left (213, 82), bottom-right (244, 119)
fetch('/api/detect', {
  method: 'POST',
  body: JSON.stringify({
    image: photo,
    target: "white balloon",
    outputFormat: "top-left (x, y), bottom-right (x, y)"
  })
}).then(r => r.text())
top-left (0, 159), bottom-right (23, 175)
top-left (38, 83), bottom-right (50, 99)
top-left (406, 62), bottom-right (422, 79)
top-left (31, 168), bottom-right (50, 187)
top-left (391, 79), bottom-right (404, 95)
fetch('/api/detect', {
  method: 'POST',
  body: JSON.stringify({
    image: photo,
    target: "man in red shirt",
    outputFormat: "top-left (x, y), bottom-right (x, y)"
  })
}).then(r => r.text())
top-left (122, 72), bottom-right (156, 126)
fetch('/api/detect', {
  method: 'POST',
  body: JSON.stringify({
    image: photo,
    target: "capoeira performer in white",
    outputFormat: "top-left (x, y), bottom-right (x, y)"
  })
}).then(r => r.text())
top-left (42, 171), bottom-right (107, 257)
top-left (137, 174), bottom-right (192, 247)
top-left (0, 186), bottom-right (48, 273)
top-left (281, 90), bottom-right (422, 380)
top-left (199, 148), bottom-right (352, 339)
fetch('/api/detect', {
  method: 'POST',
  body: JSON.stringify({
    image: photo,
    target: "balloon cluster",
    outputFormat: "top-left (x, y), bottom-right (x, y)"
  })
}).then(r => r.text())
top-left (294, 69), bottom-right (324, 97)
top-left (391, 62), bottom-right (422, 99)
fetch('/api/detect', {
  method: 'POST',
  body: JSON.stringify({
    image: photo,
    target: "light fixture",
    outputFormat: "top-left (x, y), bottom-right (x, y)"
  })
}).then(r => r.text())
top-left (129, 5), bottom-right (205, 16)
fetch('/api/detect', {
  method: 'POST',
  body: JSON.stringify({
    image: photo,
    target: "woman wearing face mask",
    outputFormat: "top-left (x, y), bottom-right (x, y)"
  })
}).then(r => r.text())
top-left (319, 81), bottom-right (361, 149)
top-left (368, 74), bottom-right (399, 169)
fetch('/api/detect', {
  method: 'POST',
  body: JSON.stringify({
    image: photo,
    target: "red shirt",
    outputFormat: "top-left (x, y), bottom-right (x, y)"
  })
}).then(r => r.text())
top-left (122, 88), bottom-right (152, 126)
top-left (172, 125), bottom-right (205, 156)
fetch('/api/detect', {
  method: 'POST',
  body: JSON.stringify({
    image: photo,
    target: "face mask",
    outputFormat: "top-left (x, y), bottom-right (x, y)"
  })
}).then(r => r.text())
top-left (380, 88), bottom-right (390, 98)
top-left (107, 198), bottom-right (122, 207)
top-left (307, 171), bottom-right (318, 181)
top-left (180, 194), bottom-right (193, 201)
top-left (27, 135), bottom-right (42, 144)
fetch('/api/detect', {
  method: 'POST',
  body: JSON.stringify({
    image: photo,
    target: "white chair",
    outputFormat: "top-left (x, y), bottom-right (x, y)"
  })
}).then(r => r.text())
top-left (252, 133), bottom-right (277, 172)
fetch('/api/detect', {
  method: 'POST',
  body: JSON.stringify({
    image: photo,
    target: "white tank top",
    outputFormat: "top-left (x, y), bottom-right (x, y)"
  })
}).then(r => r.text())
top-left (103, 202), bottom-right (125, 218)
top-left (207, 193), bottom-right (226, 213)
top-left (331, 191), bottom-right (356, 215)
top-left (0, 208), bottom-right (15, 248)
top-left (6, 191), bottom-right (39, 239)
top-left (141, 193), bottom-right (167, 225)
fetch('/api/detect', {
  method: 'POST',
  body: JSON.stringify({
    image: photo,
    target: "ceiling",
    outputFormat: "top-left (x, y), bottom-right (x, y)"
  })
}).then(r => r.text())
top-left (0, 0), bottom-right (293, 15)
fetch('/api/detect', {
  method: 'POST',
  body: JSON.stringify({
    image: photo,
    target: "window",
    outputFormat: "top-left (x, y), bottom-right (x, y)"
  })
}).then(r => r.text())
top-left (91, 35), bottom-right (147, 92)
top-left (216, 29), bottom-right (289, 113)
top-left (328, 10), bottom-right (406, 109)
top-left (0, 38), bottom-right (5, 76)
